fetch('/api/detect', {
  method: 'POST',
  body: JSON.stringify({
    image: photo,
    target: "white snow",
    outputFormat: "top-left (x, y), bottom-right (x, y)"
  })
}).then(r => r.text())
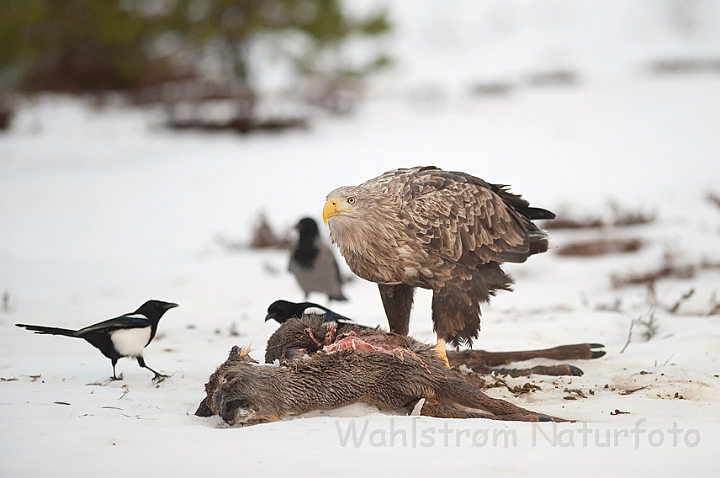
top-left (1, 1), bottom-right (720, 477)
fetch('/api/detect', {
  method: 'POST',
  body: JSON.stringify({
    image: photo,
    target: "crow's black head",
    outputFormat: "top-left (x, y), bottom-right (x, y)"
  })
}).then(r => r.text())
top-left (295, 217), bottom-right (319, 239)
top-left (293, 218), bottom-right (320, 267)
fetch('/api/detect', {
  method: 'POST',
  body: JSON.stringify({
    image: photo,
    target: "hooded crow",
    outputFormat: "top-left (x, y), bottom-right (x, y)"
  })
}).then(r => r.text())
top-left (16, 300), bottom-right (178, 381)
top-left (288, 217), bottom-right (348, 302)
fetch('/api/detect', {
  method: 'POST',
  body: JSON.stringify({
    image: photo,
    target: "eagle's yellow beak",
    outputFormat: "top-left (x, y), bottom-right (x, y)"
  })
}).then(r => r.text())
top-left (323, 198), bottom-right (352, 224)
top-left (323, 199), bottom-right (339, 224)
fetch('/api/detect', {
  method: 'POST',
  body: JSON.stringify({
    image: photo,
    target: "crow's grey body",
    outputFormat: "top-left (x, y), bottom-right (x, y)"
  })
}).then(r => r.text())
top-left (288, 217), bottom-right (347, 301)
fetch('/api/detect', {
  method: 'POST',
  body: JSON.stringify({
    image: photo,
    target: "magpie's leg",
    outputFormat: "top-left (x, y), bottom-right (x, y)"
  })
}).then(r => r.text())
top-left (137, 356), bottom-right (168, 382)
top-left (110, 359), bottom-right (122, 381)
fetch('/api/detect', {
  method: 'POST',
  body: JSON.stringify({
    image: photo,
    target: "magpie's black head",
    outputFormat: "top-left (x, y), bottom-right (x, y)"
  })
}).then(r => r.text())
top-left (295, 217), bottom-right (319, 240)
top-left (135, 300), bottom-right (179, 320)
top-left (265, 300), bottom-right (297, 323)
top-left (265, 300), bottom-right (331, 324)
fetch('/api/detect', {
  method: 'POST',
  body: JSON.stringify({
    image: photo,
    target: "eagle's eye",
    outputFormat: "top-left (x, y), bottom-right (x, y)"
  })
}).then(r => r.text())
top-left (347, 196), bottom-right (356, 205)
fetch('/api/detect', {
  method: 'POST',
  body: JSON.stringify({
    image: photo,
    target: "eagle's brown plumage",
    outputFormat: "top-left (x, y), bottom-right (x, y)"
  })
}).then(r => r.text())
top-left (323, 166), bottom-right (554, 348)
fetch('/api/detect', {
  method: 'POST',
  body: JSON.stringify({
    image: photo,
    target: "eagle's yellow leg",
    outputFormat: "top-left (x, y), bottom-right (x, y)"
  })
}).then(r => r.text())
top-left (434, 337), bottom-right (450, 368)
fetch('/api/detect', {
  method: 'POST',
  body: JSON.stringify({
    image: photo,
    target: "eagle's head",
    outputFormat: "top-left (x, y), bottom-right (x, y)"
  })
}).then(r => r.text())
top-left (323, 186), bottom-right (363, 224)
top-left (324, 185), bottom-right (399, 224)
top-left (322, 185), bottom-right (405, 260)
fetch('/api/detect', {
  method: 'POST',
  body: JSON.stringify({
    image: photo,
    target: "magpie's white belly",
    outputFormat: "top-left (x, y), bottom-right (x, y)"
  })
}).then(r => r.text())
top-left (110, 327), bottom-right (151, 357)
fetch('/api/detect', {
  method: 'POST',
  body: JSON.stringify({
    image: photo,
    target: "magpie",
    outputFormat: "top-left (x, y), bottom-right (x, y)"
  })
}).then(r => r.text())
top-left (16, 300), bottom-right (178, 382)
top-left (265, 299), bottom-right (372, 329)
top-left (288, 217), bottom-right (348, 302)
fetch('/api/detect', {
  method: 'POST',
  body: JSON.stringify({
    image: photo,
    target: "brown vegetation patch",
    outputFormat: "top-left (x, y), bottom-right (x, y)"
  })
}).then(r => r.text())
top-left (707, 192), bottom-right (720, 210)
top-left (482, 376), bottom-right (542, 397)
top-left (526, 70), bottom-right (578, 87)
top-left (619, 386), bottom-right (649, 396)
top-left (0, 96), bottom-right (16, 131)
top-left (216, 213), bottom-right (292, 251)
top-left (509, 383), bottom-right (541, 396)
top-left (543, 202), bottom-right (656, 230)
top-left (611, 256), bottom-right (720, 288)
top-left (647, 285), bottom-right (720, 317)
top-left (564, 388), bottom-right (588, 399)
top-left (470, 82), bottom-right (515, 96)
top-left (167, 116), bottom-right (307, 134)
top-left (649, 58), bottom-right (720, 75)
top-left (545, 215), bottom-right (604, 230)
top-left (556, 238), bottom-right (643, 257)
top-left (249, 214), bottom-right (293, 249)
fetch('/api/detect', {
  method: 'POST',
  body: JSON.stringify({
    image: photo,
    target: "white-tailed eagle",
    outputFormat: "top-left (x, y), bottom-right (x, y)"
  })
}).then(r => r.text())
top-left (322, 166), bottom-right (554, 358)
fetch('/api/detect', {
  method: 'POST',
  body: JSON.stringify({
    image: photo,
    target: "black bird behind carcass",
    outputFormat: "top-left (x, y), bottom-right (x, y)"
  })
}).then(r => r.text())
top-left (265, 299), bottom-right (355, 325)
top-left (16, 300), bottom-right (178, 382)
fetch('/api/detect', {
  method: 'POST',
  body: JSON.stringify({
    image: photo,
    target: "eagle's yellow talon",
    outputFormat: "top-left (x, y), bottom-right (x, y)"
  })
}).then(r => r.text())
top-left (434, 338), bottom-right (450, 368)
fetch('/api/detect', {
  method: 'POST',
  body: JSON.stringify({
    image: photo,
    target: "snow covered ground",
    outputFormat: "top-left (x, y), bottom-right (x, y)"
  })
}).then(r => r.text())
top-left (1, 1), bottom-right (720, 477)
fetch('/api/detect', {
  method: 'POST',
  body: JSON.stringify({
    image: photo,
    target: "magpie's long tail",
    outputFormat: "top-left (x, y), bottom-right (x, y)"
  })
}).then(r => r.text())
top-left (15, 324), bottom-right (78, 337)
